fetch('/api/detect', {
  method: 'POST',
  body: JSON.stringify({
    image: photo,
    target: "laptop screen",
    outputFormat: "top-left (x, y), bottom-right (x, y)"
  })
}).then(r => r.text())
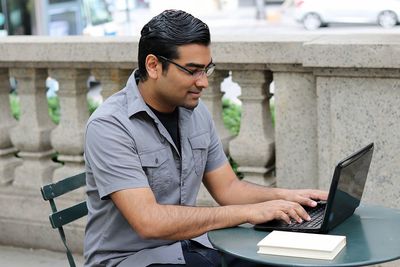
top-left (325, 144), bottom-right (374, 231)
top-left (338, 146), bottom-right (373, 203)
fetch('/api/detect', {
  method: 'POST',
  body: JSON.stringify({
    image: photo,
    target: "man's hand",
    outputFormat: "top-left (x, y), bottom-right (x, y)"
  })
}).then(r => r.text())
top-left (245, 189), bottom-right (328, 225)
top-left (279, 189), bottom-right (329, 208)
top-left (246, 199), bottom-right (311, 225)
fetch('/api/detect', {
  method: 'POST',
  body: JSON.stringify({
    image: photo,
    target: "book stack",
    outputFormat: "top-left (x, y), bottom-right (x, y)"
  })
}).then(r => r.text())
top-left (257, 231), bottom-right (346, 260)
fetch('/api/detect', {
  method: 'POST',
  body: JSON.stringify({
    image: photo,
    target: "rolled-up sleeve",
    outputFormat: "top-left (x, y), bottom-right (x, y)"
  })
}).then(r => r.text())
top-left (85, 118), bottom-right (149, 199)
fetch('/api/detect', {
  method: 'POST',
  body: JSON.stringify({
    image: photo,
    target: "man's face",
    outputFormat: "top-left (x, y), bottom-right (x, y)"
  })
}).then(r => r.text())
top-left (154, 44), bottom-right (212, 112)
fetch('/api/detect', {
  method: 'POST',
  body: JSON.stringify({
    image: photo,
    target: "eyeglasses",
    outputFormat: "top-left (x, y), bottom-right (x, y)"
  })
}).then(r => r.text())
top-left (157, 55), bottom-right (215, 79)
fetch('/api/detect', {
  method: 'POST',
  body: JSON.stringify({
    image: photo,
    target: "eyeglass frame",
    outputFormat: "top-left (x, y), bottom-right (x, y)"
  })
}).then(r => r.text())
top-left (156, 55), bottom-right (215, 79)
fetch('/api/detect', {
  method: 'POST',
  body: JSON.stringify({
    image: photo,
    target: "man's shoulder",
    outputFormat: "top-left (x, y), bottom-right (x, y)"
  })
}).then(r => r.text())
top-left (192, 100), bottom-right (213, 123)
top-left (87, 89), bottom-right (128, 126)
top-left (89, 88), bottom-right (127, 121)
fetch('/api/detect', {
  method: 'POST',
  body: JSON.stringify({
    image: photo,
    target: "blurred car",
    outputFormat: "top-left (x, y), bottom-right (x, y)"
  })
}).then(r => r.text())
top-left (294, 0), bottom-right (400, 30)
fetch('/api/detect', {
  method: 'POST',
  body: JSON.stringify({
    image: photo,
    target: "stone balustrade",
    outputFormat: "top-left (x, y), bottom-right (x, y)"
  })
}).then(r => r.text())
top-left (1, 35), bottom-right (400, 263)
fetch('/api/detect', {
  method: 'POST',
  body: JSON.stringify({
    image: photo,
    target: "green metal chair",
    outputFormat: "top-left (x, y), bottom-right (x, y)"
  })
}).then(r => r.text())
top-left (40, 172), bottom-right (88, 267)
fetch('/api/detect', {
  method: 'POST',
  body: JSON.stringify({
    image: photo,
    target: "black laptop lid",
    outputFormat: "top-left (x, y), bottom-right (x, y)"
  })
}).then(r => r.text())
top-left (321, 143), bottom-right (374, 232)
top-left (253, 143), bottom-right (374, 233)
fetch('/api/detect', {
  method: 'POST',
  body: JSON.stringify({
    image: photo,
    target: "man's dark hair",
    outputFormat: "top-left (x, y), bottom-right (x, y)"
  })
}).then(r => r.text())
top-left (138, 9), bottom-right (211, 81)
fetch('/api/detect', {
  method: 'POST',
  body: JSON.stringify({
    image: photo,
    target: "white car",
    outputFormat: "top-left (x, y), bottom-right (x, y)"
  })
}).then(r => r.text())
top-left (294, 0), bottom-right (400, 30)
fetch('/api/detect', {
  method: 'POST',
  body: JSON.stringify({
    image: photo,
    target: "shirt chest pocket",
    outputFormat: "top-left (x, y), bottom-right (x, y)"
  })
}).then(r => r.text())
top-left (139, 147), bottom-right (172, 195)
top-left (188, 133), bottom-right (209, 176)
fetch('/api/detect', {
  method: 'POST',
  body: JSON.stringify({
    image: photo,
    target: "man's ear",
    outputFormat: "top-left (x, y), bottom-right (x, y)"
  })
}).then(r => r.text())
top-left (145, 54), bottom-right (161, 79)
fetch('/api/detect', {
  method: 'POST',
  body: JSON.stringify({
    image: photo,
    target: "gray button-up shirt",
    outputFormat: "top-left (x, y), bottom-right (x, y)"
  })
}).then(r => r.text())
top-left (84, 71), bottom-right (227, 267)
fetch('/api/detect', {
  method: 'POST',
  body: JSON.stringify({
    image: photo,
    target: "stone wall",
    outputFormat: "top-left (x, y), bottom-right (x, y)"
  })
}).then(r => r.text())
top-left (0, 36), bottom-right (399, 261)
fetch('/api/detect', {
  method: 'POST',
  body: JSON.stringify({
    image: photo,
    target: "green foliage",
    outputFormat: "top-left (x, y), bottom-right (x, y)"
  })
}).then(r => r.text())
top-left (221, 99), bottom-right (242, 178)
top-left (270, 97), bottom-right (275, 127)
top-left (222, 98), bottom-right (241, 135)
top-left (47, 97), bottom-right (61, 124)
top-left (9, 93), bottom-right (20, 120)
top-left (9, 93), bottom-right (100, 124)
top-left (88, 99), bottom-right (100, 115)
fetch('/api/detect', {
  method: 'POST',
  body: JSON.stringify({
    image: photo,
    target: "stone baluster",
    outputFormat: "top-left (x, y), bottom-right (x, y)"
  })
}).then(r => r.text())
top-left (0, 69), bottom-right (22, 185)
top-left (201, 69), bottom-right (233, 154)
top-left (229, 70), bottom-right (275, 186)
top-left (49, 68), bottom-right (90, 181)
top-left (9, 68), bottom-right (60, 187)
top-left (92, 69), bottom-right (132, 100)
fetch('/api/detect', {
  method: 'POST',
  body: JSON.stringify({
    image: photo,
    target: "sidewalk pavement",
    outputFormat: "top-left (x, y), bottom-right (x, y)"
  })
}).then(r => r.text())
top-left (0, 245), bottom-right (84, 267)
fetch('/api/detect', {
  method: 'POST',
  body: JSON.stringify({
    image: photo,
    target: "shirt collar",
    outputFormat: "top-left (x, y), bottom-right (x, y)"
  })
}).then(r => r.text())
top-left (125, 69), bottom-right (154, 119)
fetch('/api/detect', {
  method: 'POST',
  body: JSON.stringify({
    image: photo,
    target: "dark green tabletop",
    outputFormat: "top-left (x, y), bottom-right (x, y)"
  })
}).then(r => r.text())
top-left (208, 205), bottom-right (400, 266)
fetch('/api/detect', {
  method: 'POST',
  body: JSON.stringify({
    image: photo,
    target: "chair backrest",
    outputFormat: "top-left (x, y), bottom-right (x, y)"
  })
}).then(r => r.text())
top-left (40, 172), bottom-right (88, 267)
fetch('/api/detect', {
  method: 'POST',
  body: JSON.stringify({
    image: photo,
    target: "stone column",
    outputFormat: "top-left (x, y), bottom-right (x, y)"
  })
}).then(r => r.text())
top-left (93, 69), bottom-right (132, 100)
top-left (201, 69), bottom-right (233, 154)
top-left (315, 69), bottom-right (400, 207)
top-left (0, 69), bottom-right (22, 185)
top-left (49, 68), bottom-right (90, 181)
top-left (9, 68), bottom-right (60, 187)
top-left (273, 68), bottom-right (318, 189)
top-left (229, 70), bottom-right (275, 186)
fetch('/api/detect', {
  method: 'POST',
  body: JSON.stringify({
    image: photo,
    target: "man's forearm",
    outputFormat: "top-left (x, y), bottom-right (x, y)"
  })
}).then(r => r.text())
top-left (215, 179), bottom-right (288, 205)
top-left (112, 187), bottom-right (252, 240)
top-left (137, 203), bottom-right (249, 240)
top-left (203, 163), bottom-right (289, 205)
top-left (112, 187), bottom-right (319, 241)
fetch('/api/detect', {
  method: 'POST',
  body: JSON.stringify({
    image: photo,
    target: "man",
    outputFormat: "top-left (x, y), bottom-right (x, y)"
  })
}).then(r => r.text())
top-left (84, 9), bottom-right (327, 267)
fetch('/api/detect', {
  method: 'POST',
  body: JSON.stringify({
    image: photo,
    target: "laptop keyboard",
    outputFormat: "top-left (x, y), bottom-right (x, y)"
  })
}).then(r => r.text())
top-left (284, 203), bottom-right (326, 229)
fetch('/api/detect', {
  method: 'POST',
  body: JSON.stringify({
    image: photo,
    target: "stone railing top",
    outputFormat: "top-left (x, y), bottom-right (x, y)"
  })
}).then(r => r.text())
top-left (0, 34), bottom-right (399, 68)
top-left (211, 34), bottom-right (318, 65)
top-left (0, 36), bottom-right (140, 68)
top-left (303, 34), bottom-right (400, 69)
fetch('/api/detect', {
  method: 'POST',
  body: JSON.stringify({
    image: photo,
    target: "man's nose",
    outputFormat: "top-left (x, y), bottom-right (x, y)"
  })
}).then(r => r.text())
top-left (195, 73), bottom-right (209, 89)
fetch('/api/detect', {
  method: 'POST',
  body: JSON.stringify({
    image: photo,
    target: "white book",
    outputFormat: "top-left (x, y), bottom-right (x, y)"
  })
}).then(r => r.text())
top-left (257, 230), bottom-right (346, 260)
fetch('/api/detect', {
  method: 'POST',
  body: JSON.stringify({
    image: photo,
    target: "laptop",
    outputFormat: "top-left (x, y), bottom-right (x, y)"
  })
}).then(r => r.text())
top-left (254, 143), bottom-right (374, 233)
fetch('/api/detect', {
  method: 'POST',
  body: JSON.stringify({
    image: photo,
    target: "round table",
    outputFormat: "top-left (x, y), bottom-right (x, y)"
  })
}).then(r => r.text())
top-left (208, 205), bottom-right (400, 266)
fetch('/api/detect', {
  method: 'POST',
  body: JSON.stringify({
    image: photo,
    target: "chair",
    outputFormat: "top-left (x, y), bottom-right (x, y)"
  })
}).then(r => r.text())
top-left (40, 172), bottom-right (88, 267)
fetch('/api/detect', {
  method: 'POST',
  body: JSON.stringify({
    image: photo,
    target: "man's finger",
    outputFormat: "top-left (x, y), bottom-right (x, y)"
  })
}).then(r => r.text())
top-left (287, 208), bottom-right (303, 223)
top-left (293, 204), bottom-right (311, 221)
top-left (295, 196), bottom-right (317, 208)
top-left (277, 210), bottom-right (291, 224)
top-left (308, 190), bottom-right (329, 201)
